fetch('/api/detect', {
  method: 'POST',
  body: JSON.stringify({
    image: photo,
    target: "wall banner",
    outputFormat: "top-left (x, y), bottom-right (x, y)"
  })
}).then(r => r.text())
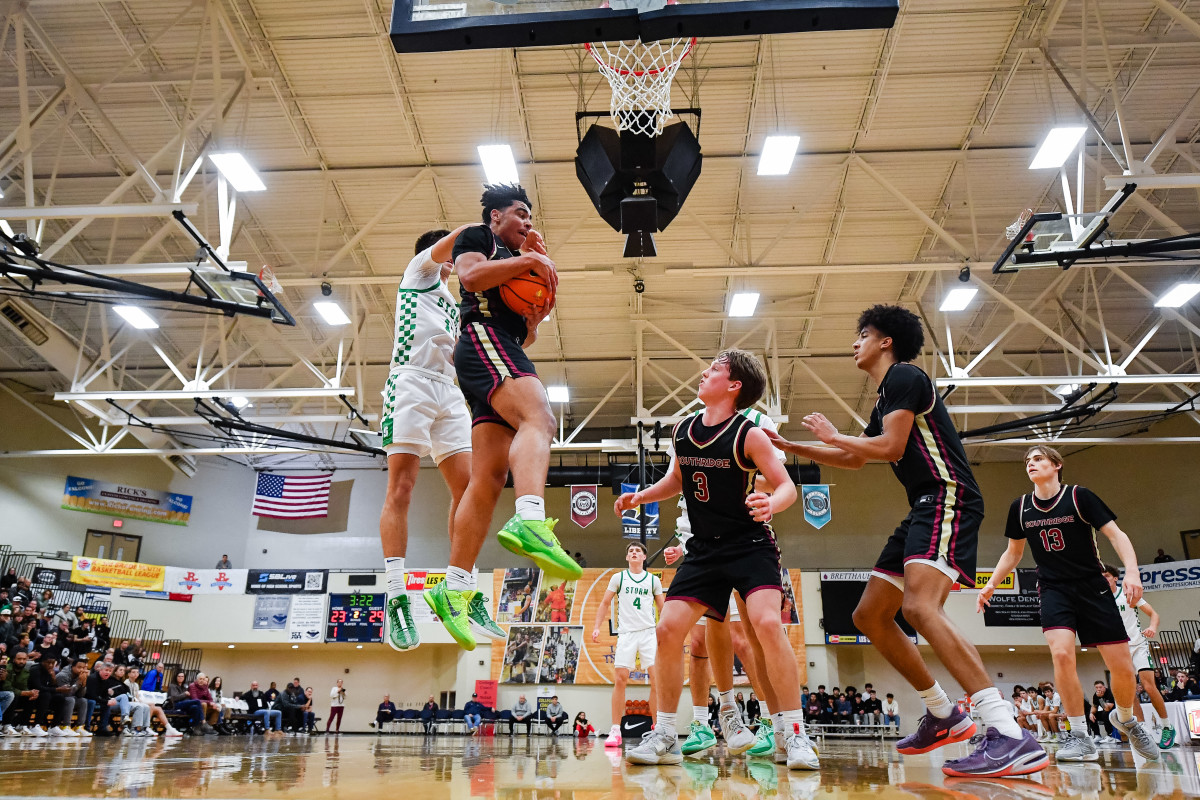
top-left (71, 557), bottom-right (165, 592)
top-left (62, 475), bottom-right (192, 526)
top-left (164, 568), bottom-right (247, 595)
top-left (288, 595), bottom-right (326, 643)
top-left (1125, 557), bottom-right (1200, 593)
top-left (252, 596), bottom-right (291, 630)
top-left (244, 569), bottom-right (328, 594)
top-left (570, 485), bottom-right (598, 528)
top-left (983, 568), bottom-right (1041, 627)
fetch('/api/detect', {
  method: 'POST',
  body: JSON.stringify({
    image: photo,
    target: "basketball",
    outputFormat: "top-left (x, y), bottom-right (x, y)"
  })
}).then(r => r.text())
top-left (499, 271), bottom-right (555, 317)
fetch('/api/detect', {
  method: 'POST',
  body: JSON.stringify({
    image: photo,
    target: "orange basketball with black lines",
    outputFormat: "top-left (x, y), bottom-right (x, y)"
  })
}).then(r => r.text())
top-left (500, 271), bottom-right (555, 316)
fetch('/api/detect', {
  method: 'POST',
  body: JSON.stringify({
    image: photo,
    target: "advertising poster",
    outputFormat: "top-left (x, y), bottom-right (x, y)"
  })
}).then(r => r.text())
top-left (538, 626), bottom-right (583, 684)
top-left (983, 568), bottom-right (1042, 627)
top-left (403, 570), bottom-right (447, 624)
top-left (164, 568), bottom-right (246, 595)
top-left (252, 595), bottom-right (291, 630)
top-left (495, 567), bottom-right (540, 624)
top-left (71, 557), bottom-right (165, 592)
top-left (502, 626), bottom-right (545, 684)
top-left (534, 576), bottom-right (576, 623)
top-left (244, 569), bottom-right (327, 594)
top-left (62, 475), bottom-right (192, 525)
top-left (289, 595), bottom-right (326, 643)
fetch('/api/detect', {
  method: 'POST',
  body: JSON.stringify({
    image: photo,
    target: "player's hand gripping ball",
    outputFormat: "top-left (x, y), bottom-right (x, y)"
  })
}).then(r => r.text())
top-left (500, 271), bottom-right (555, 317)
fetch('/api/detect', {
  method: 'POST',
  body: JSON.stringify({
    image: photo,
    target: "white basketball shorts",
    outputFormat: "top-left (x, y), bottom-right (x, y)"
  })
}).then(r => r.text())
top-left (614, 627), bottom-right (657, 670)
top-left (1130, 639), bottom-right (1153, 673)
top-left (382, 369), bottom-right (471, 464)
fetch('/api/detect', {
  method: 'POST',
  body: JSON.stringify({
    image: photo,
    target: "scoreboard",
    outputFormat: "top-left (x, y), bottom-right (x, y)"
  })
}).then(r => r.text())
top-left (326, 593), bottom-right (384, 643)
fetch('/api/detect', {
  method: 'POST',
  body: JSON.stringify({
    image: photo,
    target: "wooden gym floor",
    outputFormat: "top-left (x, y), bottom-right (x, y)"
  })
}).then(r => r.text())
top-left (0, 734), bottom-right (1193, 798)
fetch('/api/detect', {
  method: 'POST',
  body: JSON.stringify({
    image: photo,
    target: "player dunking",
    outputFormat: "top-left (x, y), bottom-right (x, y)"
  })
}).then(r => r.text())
top-left (424, 184), bottom-right (581, 650)
top-left (1103, 564), bottom-right (1176, 748)
top-left (978, 446), bottom-right (1160, 763)
top-left (768, 305), bottom-right (1047, 778)
top-left (619, 349), bottom-right (818, 770)
top-left (592, 541), bottom-right (664, 746)
top-left (378, 226), bottom-right (502, 650)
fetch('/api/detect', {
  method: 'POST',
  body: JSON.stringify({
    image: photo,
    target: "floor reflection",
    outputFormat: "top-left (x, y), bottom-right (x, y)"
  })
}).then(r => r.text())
top-left (0, 733), bottom-right (1194, 798)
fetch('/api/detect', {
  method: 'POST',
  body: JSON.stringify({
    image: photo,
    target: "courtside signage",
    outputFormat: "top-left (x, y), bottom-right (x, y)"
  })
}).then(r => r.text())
top-left (244, 569), bottom-right (327, 594)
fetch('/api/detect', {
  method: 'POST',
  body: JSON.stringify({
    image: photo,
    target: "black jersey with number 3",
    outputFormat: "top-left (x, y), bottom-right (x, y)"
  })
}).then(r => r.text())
top-left (674, 413), bottom-right (766, 542)
top-left (1004, 485), bottom-right (1117, 583)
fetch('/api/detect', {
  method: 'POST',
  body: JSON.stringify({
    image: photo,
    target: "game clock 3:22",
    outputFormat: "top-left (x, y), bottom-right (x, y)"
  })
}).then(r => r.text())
top-left (326, 593), bottom-right (384, 643)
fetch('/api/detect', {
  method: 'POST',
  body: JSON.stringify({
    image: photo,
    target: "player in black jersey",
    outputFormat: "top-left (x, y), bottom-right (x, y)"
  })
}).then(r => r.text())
top-left (424, 184), bottom-right (581, 651)
top-left (615, 349), bottom-right (818, 770)
top-left (978, 445), bottom-right (1160, 763)
top-left (769, 305), bottom-right (1047, 778)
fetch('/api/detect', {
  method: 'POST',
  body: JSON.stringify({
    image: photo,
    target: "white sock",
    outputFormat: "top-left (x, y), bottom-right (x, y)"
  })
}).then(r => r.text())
top-left (384, 557), bottom-right (406, 596)
top-left (515, 495), bottom-right (545, 522)
top-left (773, 711), bottom-right (784, 735)
top-left (760, 702), bottom-right (770, 717)
top-left (692, 706), bottom-right (708, 726)
top-left (445, 566), bottom-right (475, 593)
top-left (1154, 712), bottom-right (1168, 726)
top-left (1115, 705), bottom-right (1133, 724)
top-left (917, 682), bottom-right (955, 719)
top-left (657, 712), bottom-right (677, 739)
top-left (719, 690), bottom-right (736, 709)
top-left (1068, 715), bottom-right (1086, 735)
top-left (782, 709), bottom-right (805, 736)
top-left (972, 687), bottom-right (1022, 739)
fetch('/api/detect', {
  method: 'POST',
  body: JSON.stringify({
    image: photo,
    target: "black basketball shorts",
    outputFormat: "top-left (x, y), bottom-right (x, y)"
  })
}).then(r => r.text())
top-left (1039, 576), bottom-right (1128, 648)
top-left (665, 532), bottom-right (782, 621)
top-left (454, 321), bottom-right (537, 429)
top-left (873, 495), bottom-right (981, 588)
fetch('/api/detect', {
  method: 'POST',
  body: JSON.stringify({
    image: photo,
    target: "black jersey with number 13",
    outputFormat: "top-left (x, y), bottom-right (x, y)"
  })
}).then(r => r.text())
top-left (1004, 485), bottom-right (1117, 583)
top-left (674, 413), bottom-right (767, 542)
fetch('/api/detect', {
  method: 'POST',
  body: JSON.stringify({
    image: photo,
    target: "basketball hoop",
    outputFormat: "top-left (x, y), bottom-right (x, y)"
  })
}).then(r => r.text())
top-left (257, 265), bottom-right (283, 297)
top-left (1005, 208), bottom-right (1033, 241)
top-left (585, 37), bottom-right (696, 137)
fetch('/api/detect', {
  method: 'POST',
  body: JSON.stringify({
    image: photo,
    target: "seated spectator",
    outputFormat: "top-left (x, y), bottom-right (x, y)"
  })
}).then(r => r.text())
top-left (243, 681), bottom-right (282, 735)
top-left (282, 677), bottom-right (306, 731)
top-left (708, 694), bottom-right (720, 730)
top-left (141, 661), bottom-right (165, 692)
top-left (216, 555), bottom-right (233, 569)
top-left (1, 650), bottom-right (37, 736)
top-left (420, 695), bottom-right (438, 735)
top-left (69, 619), bottom-right (94, 660)
top-left (573, 711), bottom-right (594, 738)
top-left (32, 631), bottom-right (59, 664)
top-left (510, 694), bottom-right (534, 736)
top-left (543, 695), bottom-right (568, 735)
top-left (745, 692), bottom-right (760, 723)
top-left (166, 671), bottom-right (206, 733)
top-left (882, 692), bottom-right (900, 732)
top-left (1089, 680), bottom-right (1116, 739)
top-left (88, 661), bottom-right (129, 736)
top-left (189, 673), bottom-right (226, 734)
top-left (1170, 670), bottom-right (1199, 701)
top-left (49, 603), bottom-right (78, 631)
top-left (301, 687), bottom-right (317, 734)
top-left (264, 681), bottom-right (280, 703)
top-left (375, 694), bottom-right (397, 730)
top-left (112, 640), bottom-right (131, 666)
top-left (124, 666), bottom-right (178, 736)
top-left (94, 618), bottom-right (110, 653)
top-left (462, 693), bottom-right (484, 735)
top-left (858, 689), bottom-right (882, 726)
top-left (209, 676), bottom-right (232, 733)
top-left (24, 653), bottom-right (64, 736)
top-left (55, 659), bottom-right (93, 737)
top-left (1152, 548), bottom-right (1174, 563)
top-left (834, 692), bottom-right (853, 725)
top-left (735, 691), bottom-right (746, 722)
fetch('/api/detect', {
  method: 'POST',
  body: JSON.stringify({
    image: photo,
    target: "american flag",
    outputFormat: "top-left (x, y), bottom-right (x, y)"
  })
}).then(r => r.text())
top-left (252, 472), bottom-right (332, 519)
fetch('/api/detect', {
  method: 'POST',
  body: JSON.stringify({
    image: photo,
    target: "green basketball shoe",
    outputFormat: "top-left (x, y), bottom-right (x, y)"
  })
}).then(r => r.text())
top-left (466, 590), bottom-right (506, 641)
top-left (747, 718), bottom-right (776, 757)
top-left (496, 516), bottom-right (582, 579)
top-left (385, 594), bottom-right (420, 652)
top-left (423, 581), bottom-right (475, 651)
top-left (681, 720), bottom-right (718, 756)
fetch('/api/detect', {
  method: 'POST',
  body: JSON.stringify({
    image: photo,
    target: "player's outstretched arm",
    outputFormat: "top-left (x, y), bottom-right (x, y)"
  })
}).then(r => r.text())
top-left (804, 409), bottom-right (913, 464)
top-left (977, 538), bottom-right (1025, 613)
top-left (763, 428), bottom-right (867, 470)
top-left (592, 590), bottom-right (617, 642)
top-left (614, 460), bottom-right (683, 514)
top-left (431, 224), bottom-right (475, 265)
top-left (1100, 521), bottom-right (1144, 604)
top-left (744, 427), bottom-right (797, 519)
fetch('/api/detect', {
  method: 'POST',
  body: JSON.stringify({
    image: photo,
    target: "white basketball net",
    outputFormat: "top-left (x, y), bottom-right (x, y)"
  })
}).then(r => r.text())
top-left (1005, 208), bottom-right (1033, 241)
top-left (586, 38), bottom-right (696, 137)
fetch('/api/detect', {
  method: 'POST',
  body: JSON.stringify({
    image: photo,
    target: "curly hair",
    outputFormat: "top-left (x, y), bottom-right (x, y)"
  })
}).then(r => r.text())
top-left (856, 305), bottom-right (925, 362)
top-left (480, 183), bottom-right (532, 224)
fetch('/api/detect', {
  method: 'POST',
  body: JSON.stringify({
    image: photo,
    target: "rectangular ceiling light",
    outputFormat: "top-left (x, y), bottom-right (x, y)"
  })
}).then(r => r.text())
top-left (208, 153), bottom-right (267, 192)
top-left (546, 385), bottom-right (569, 403)
top-left (313, 301), bottom-right (351, 326)
top-left (1029, 126), bottom-right (1087, 170)
top-left (1154, 282), bottom-right (1200, 308)
top-left (939, 287), bottom-right (978, 312)
top-left (757, 135), bottom-right (800, 176)
top-left (478, 145), bottom-right (519, 185)
top-left (113, 305), bottom-right (159, 330)
top-left (728, 292), bottom-right (760, 317)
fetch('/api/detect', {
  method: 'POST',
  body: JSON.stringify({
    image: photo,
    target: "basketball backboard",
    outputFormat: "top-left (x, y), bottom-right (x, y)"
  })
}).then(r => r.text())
top-left (390, 0), bottom-right (898, 53)
top-left (189, 267), bottom-right (296, 326)
top-left (993, 183), bottom-right (1136, 273)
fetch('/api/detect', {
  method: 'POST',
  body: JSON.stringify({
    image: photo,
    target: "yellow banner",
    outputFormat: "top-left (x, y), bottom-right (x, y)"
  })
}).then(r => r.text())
top-left (974, 570), bottom-right (1015, 591)
top-left (71, 557), bottom-right (166, 592)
